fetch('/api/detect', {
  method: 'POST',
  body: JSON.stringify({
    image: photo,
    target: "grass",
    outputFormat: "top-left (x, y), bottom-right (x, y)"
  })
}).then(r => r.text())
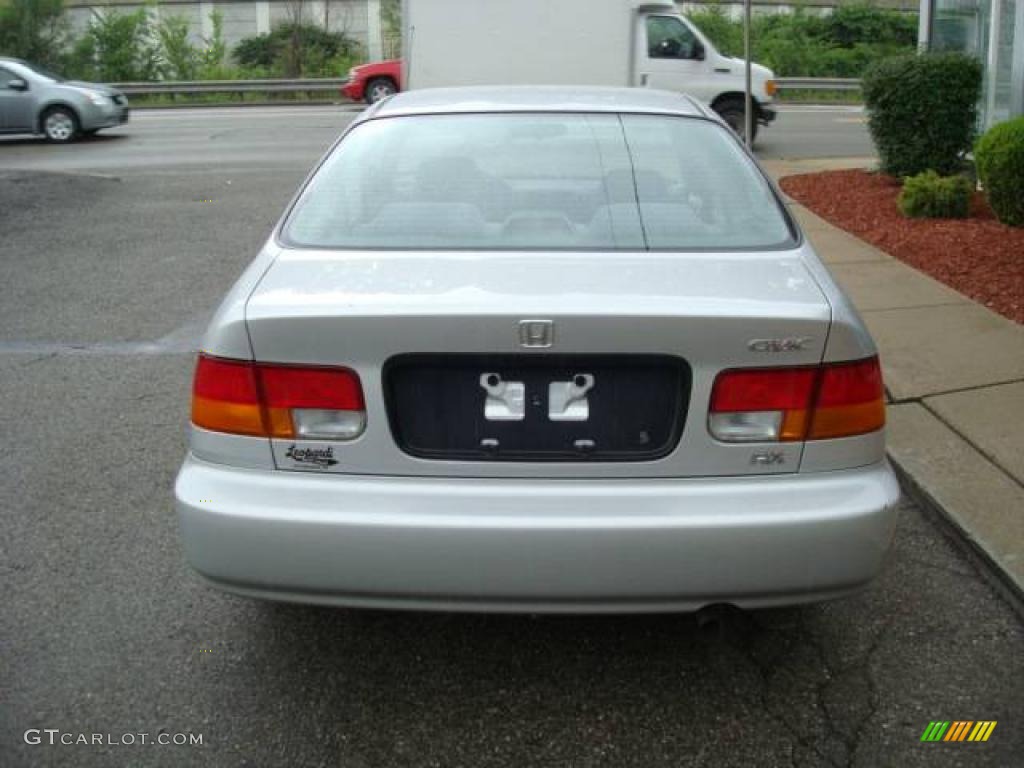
top-left (129, 91), bottom-right (350, 108)
top-left (776, 89), bottom-right (863, 105)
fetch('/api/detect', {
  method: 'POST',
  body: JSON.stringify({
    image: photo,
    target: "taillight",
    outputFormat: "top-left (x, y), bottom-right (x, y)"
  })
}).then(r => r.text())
top-left (191, 354), bottom-right (366, 440)
top-left (709, 357), bottom-right (884, 443)
top-left (807, 358), bottom-right (885, 440)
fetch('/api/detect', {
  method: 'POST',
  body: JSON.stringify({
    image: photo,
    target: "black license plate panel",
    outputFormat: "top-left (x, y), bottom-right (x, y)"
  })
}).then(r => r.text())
top-left (384, 354), bottom-right (690, 462)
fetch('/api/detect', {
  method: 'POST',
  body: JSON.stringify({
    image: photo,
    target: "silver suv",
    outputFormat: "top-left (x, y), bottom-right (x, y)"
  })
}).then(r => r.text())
top-left (0, 57), bottom-right (129, 142)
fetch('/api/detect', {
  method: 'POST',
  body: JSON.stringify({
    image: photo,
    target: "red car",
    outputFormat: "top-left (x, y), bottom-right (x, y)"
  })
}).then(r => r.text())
top-left (342, 59), bottom-right (402, 104)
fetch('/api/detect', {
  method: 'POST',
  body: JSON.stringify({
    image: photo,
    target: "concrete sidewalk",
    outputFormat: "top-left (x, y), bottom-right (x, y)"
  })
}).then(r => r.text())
top-left (763, 158), bottom-right (1024, 605)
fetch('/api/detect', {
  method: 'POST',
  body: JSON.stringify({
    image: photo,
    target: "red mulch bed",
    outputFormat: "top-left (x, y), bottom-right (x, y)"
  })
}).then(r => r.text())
top-left (780, 169), bottom-right (1023, 324)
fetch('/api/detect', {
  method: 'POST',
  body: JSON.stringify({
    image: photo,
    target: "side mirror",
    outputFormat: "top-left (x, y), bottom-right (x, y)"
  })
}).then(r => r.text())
top-left (693, 42), bottom-right (705, 61)
top-left (8, 78), bottom-right (28, 91)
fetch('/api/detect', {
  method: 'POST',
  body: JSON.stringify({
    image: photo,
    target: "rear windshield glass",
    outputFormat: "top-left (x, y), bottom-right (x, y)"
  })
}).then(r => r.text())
top-left (282, 113), bottom-right (794, 251)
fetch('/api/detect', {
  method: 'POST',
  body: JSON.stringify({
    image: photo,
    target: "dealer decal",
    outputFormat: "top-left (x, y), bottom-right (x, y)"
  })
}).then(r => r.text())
top-left (285, 444), bottom-right (338, 468)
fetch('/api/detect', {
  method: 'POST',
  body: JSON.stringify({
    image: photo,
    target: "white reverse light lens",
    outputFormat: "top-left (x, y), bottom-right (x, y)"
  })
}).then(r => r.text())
top-left (708, 411), bottom-right (783, 443)
top-left (292, 408), bottom-right (366, 440)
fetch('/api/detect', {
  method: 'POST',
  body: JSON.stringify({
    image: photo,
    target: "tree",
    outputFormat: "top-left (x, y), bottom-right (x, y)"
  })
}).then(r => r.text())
top-left (283, 0), bottom-right (306, 76)
top-left (0, 0), bottom-right (68, 69)
top-left (381, 0), bottom-right (401, 57)
top-left (199, 9), bottom-right (226, 76)
top-left (69, 8), bottom-right (160, 82)
top-left (156, 13), bottom-right (198, 80)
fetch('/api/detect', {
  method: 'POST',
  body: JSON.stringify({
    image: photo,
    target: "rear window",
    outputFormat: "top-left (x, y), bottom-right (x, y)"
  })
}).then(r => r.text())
top-left (282, 112), bottom-right (794, 251)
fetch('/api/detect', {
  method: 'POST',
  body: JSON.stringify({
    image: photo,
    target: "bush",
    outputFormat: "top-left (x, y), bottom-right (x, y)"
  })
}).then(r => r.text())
top-left (198, 9), bottom-right (227, 77)
top-left (0, 0), bottom-right (68, 70)
top-left (862, 53), bottom-right (982, 177)
top-left (685, 4), bottom-right (918, 78)
top-left (68, 8), bottom-right (159, 82)
top-left (234, 22), bottom-right (361, 77)
top-left (823, 5), bottom-right (917, 49)
top-left (974, 116), bottom-right (1024, 227)
top-left (156, 14), bottom-right (198, 80)
top-left (685, 5), bottom-right (742, 58)
top-left (898, 171), bottom-right (972, 219)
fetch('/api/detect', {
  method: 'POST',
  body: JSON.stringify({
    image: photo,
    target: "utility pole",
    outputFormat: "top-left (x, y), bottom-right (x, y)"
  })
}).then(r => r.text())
top-left (743, 0), bottom-right (753, 147)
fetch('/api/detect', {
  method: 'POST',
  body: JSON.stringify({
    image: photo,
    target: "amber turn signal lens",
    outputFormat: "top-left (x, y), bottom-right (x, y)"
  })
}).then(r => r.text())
top-left (709, 356), bottom-right (885, 443)
top-left (190, 354), bottom-right (366, 439)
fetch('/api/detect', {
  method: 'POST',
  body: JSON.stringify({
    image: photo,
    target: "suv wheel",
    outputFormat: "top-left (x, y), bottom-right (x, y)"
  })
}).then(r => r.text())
top-left (365, 77), bottom-right (397, 105)
top-left (42, 106), bottom-right (79, 143)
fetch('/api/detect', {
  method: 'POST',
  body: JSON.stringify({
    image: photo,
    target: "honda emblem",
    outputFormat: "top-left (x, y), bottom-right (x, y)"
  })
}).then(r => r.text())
top-left (518, 320), bottom-right (554, 348)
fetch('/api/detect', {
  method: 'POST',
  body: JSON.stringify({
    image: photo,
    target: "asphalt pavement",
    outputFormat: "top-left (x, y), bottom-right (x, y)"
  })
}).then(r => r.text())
top-left (1, 107), bottom-right (1021, 767)
top-left (0, 103), bottom-right (874, 176)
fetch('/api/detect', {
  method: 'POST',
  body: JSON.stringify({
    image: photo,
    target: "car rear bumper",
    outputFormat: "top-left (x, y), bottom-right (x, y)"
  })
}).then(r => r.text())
top-left (175, 457), bottom-right (900, 613)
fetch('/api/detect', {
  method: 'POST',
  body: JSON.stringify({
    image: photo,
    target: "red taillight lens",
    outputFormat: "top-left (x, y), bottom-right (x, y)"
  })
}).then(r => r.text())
top-left (258, 365), bottom-right (364, 410)
top-left (808, 357), bottom-right (885, 440)
top-left (709, 356), bottom-right (884, 443)
top-left (192, 356), bottom-right (264, 436)
top-left (191, 354), bottom-right (365, 439)
top-left (709, 368), bottom-right (817, 412)
top-left (709, 367), bottom-right (816, 441)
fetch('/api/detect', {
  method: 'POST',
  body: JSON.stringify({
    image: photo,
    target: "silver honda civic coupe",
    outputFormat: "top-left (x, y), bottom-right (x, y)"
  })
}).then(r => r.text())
top-left (175, 86), bottom-right (900, 613)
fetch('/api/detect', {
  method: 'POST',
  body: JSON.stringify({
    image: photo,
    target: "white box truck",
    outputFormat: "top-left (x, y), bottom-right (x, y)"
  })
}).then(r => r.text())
top-left (401, 0), bottom-right (777, 140)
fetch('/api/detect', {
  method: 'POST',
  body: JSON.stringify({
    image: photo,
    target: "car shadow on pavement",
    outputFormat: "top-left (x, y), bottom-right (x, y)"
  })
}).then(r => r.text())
top-left (0, 132), bottom-right (129, 147)
top-left (230, 599), bottom-right (839, 762)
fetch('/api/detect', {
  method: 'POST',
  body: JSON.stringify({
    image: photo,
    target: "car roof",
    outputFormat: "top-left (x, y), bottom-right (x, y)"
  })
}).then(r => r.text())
top-left (367, 86), bottom-right (709, 120)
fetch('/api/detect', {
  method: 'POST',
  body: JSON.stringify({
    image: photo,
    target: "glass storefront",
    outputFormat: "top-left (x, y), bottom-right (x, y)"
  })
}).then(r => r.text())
top-left (928, 0), bottom-right (1024, 127)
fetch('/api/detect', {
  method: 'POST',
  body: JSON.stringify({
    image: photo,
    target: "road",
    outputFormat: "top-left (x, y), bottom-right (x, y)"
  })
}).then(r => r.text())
top-left (2, 106), bottom-right (1022, 768)
top-left (0, 104), bottom-right (874, 176)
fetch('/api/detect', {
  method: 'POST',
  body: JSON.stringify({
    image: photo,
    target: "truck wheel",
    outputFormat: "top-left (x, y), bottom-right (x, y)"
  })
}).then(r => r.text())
top-left (365, 77), bottom-right (397, 104)
top-left (714, 98), bottom-right (757, 145)
top-left (42, 106), bottom-right (80, 143)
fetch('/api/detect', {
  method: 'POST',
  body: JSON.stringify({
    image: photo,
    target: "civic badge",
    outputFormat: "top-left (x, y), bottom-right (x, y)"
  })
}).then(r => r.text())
top-left (518, 319), bottom-right (554, 348)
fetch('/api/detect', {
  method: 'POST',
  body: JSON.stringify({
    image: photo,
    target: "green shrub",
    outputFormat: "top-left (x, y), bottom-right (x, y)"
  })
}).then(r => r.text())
top-left (198, 9), bottom-right (227, 77)
top-left (685, 4), bottom-right (918, 78)
top-left (68, 8), bottom-right (159, 82)
top-left (862, 53), bottom-right (982, 177)
top-left (685, 5), bottom-right (742, 57)
top-left (898, 171), bottom-right (972, 219)
top-left (156, 14), bottom-right (198, 80)
top-left (823, 5), bottom-right (917, 49)
top-left (233, 22), bottom-right (361, 77)
top-left (974, 116), bottom-right (1024, 227)
top-left (0, 0), bottom-right (68, 70)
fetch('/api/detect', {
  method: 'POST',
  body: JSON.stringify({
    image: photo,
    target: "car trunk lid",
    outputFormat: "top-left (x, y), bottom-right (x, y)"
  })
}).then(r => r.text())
top-left (244, 246), bottom-right (831, 478)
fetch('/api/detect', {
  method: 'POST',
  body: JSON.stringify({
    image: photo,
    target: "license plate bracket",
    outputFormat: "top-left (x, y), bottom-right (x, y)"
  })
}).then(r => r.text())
top-left (384, 354), bottom-right (690, 462)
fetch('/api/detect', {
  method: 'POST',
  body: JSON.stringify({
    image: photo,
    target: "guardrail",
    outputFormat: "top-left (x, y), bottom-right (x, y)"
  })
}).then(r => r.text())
top-left (110, 76), bottom-right (860, 98)
top-left (774, 77), bottom-right (861, 91)
top-left (110, 78), bottom-right (349, 96)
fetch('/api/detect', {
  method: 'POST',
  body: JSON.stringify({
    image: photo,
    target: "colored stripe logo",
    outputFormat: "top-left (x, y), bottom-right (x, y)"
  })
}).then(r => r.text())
top-left (920, 721), bottom-right (997, 742)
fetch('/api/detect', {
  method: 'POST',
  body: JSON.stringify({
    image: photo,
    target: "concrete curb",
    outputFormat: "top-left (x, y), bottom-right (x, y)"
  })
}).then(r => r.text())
top-left (766, 158), bottom-right (1024, 617)
top-left (884, 400), bottom-right (1024, 611)
top-left (890, 455), bottom-right (1024, 619)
